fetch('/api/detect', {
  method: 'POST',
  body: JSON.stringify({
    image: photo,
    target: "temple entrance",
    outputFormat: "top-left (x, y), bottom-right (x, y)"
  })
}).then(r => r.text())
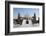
top-left (22, 19), bottom-right (33, 27)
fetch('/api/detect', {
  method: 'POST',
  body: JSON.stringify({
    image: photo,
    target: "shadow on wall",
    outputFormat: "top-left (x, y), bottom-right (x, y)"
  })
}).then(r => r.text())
top-left (5, 35), bottom-right (21, 36)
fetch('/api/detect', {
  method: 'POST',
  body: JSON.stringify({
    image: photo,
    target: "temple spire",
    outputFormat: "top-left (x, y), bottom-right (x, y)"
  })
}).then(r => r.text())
top-left (18, 13), bottom-right (20, 19)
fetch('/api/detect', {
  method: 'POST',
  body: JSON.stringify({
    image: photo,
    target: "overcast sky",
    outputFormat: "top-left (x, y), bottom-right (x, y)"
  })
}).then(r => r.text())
top-left (13, 8), bottom-right (39, 17)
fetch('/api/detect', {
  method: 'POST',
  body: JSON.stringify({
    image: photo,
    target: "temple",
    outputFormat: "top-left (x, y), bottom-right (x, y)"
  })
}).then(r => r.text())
top-left (13, 13), bottom-right (39, 25)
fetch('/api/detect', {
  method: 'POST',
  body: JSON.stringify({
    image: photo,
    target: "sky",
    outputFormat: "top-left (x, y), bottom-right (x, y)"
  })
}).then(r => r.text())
top-left (13, 8), bottom-right (39, 17)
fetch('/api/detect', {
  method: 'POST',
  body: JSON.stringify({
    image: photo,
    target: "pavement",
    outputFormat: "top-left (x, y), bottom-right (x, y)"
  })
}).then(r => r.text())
top-left (13, 19), bottom-right (39, 28)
